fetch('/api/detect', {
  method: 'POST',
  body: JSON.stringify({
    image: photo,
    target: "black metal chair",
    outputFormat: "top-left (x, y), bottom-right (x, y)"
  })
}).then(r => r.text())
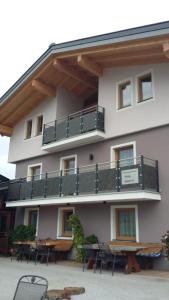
top-left (82, 244), bottom-right (99, 272)
top-left (93, 243), bottom-right (116, 275)
top-left (13, 275), bottom-right (48, 300)
top-left (16, 245), bottom-right (32, 263)
top-left (35, 245), bottom-right (51, 265)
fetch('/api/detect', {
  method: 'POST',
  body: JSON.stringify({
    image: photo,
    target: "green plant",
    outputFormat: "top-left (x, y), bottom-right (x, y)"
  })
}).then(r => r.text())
top-left (85, 234), bottom-right (98, 244)
top-left (162, 230), bottom-right (169, 259)
top-left (9, 225), bottom-right (36, 244)
top-left (68, 214), bottom-right (85, 262)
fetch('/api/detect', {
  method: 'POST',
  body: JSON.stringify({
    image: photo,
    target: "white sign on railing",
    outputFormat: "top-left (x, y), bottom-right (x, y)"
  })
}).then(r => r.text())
top-left (121, 168), bottom-right (139, 185)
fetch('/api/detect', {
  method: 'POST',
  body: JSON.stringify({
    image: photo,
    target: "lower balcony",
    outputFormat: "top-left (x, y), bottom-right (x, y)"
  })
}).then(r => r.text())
top-left (6, 156), bottom-right (161, 207)
top-left (41, 106), bottom-right (105, 152)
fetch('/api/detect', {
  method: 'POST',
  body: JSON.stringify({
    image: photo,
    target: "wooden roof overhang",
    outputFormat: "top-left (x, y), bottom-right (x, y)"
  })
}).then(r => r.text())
top-left (1, 22), bottom-right (169, 136)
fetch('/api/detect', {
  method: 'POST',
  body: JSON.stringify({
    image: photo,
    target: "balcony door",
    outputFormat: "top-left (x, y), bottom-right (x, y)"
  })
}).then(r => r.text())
top-left (60, 155), bottom-right (77, 176)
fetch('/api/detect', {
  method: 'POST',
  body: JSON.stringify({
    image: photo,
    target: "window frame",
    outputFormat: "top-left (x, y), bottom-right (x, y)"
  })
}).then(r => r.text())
top-left (35, 115), bottom-right (43, 136)
top-left (110, 205), bottom-right (139, 242)
top-left (24, 207), bottom-right (39, 236)
top-left (57, 207), bottom-right (75, 239)
top-left (110, 141), bottom-right (136, 167)
top-left (60, 155), bottom-right (77, 176)
top-left (25, 119), bottom-right (33, 139)
top-left (136, 70), bottom-right (154, 104)
top-left (27, 163), bottom-right (42, 181)
top-left (116, 78), bottom-right (133, 111)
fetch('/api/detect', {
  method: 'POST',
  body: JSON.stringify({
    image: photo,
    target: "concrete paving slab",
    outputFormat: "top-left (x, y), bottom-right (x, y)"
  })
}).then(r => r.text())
top-left (0, 257), bottom-right (169, 300)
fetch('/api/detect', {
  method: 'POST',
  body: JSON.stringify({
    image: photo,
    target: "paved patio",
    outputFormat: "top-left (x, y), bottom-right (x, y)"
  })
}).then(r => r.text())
top-left (0, 257), bottom-right (169, 300)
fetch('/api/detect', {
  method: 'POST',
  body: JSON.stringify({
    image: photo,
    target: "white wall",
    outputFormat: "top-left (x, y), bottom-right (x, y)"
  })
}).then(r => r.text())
top-left (99, 62), bottom-right (169, 138)
top-left (8, 88), bottom-right (84, 163)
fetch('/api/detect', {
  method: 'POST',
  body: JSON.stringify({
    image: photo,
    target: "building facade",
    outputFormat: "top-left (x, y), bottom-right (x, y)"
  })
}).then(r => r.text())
top-left (1, 22), bottom-right (169, 260)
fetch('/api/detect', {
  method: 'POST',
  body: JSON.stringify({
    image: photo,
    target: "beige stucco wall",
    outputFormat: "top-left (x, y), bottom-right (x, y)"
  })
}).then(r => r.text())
top-left (8, 88), bottom-right (83, 163)
top-left (98, 62), bottom-right (169, 138)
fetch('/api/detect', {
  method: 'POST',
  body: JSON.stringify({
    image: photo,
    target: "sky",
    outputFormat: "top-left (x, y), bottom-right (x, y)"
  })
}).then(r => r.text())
top-left (0, 0), bottom-right (169, 178)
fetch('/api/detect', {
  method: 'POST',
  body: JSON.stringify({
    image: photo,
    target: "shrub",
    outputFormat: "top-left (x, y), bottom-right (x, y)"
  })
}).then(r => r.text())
top-left (68, 214), bottom-right (85, 262)
top-left (9, 225), bottom-right (36, 244)
top-left (85, 234), bottom-right (98, 244)
top-left (162, 230), bottom-right (169, 259)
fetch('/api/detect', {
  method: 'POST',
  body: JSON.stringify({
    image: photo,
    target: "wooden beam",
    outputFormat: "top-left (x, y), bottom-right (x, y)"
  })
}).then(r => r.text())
top-left (163, 42), bottom-right (169, 58)
top-left (77, 55), bottom-right (102, 77)
top-left (32, 79), bottom-right (56, 97)
top-left (53, 59), bottom-right (97, 90)
top-left (0, 124), bottom-right (13, 137)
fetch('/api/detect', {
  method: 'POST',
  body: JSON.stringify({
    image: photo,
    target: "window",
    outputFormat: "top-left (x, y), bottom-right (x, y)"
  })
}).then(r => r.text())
top-left (137, 73), bottom-right (153, 102)
top-left (111, 205), bottom-right (138, 241)
top-left (118, 81), bottom-right (132, 109)
top-left (57, 207), bottom-right (74, 238)
top-left (24, 208), bottom-right (39, 235)
top-left (27, 164), bottom-right (42, 181)
top-left (25, 119), bottom-right (32, 139)
top-left (36, 115), bottom-right (43, 136)
top-left (115, 146), bottom-right (134, 167)
top-left (116, 208), bottom-right (136, 241)
top-left (28, 210), bottom-right (38, 228)
top-left (60, 156), bottom-right (77, 176)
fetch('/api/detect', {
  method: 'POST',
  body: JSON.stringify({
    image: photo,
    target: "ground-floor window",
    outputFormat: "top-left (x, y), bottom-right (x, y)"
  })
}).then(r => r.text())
top-left (24, 208), bottom-right (39, 235)
top-left (111, 205), bottom-right (138, 242)
top-left (57, 207), bottom-right (74, 238)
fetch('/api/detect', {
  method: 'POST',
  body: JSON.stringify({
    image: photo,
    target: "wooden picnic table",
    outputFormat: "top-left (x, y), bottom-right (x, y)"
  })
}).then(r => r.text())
top-left (108, 241), bottom-right (162, 273)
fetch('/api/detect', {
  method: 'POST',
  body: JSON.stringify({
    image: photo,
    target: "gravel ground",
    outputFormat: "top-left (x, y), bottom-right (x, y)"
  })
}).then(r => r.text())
top-left (0, 257), bottom-right (169, 300)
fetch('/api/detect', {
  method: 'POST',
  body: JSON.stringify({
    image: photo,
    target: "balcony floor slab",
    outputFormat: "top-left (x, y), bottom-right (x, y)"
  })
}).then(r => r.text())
top-left (41, 130), bottom-right (106, 152)
top-left (6, 190), bottom-right (161, 207)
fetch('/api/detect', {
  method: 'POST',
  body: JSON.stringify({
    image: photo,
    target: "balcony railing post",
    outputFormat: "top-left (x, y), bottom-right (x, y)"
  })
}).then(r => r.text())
top-left (76, 167), bottom-right (79, 195)
top-left (95, 163), bottom-right (99, 193)
top-left (44, 173), bottom-right (48, 198)
top-left (18, 178), bottom-right (22, 200)
top-left (31, 176), bottom-right (34, 199)
top-left (42, 124), bottom-right (45, 145)
top-left (66, 116), bottom-right (69, 138)
top-left (80, 112), bottom-right (83, 134)
top-left (54, 120), bottom-right (57, 141)
top-left (116, 160), bottom-right (121, 192)
top-left (140, 155), bottom-right (144, 190)
top-left (95, 106), bottom-right (98, 130)
top-left (59, 170), bottom-right (63, 197)
top-left (155, 160), bottom-right (159, 192)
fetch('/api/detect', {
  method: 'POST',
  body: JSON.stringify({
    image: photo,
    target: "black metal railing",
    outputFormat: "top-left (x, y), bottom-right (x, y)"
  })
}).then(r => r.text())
top-left (6, 156), bottom-right (159, 202)
top-left (42, 105), bottom-right (105, 145)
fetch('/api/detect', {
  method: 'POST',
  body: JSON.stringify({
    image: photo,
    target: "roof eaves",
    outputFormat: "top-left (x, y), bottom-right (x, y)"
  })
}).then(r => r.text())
top-left (1, 20), bottom-right (169, 104)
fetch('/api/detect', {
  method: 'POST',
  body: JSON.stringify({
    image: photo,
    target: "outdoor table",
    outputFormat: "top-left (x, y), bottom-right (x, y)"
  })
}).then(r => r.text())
top-left (108, 241), bottom-right (161, 274)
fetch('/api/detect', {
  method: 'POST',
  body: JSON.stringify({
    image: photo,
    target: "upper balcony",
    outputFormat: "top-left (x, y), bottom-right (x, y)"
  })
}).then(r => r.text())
top-left (5, 156), bottom-right (161, 208)
top-left (41, 105), bottom-right (105, 152)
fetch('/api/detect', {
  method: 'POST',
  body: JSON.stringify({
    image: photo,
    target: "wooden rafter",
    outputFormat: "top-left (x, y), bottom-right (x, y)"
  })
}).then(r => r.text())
top-left (32, 79), bottom-right (56, 97)
top-left (0, 124), bottom-right (13, 137)
top-left (53, 59), bottom-right (97, 90)
top-left (77, 55), bottom-right (102, 77)
top-left (163, 42), bottom-right (169, 58)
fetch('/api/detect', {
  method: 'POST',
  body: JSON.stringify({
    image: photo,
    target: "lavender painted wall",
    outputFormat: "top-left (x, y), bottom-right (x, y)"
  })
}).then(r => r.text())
top-left (14, 125), bottom-right (169, 243)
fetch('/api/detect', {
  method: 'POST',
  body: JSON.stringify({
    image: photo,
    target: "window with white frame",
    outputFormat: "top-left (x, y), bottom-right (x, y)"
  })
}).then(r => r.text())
top-left (24, 208), bottom-right (39, 235)
top-left (25, 119), bottom-right (32, 139)
top-left (111, 142), bottom-right (136, 167)
top-left (111, 205), bottom-right (138, 242)
top-left (27, 164), bottom-right (42, 181)
top-left (60, 155), bottom-right (77, 176)
top-left (36, 115), bottom-right (43, 136)
top-left (137, 72), bottom-right (153, 102)
top-left (118, 80), bottom-right (132, 109)
top-left (57, 207), bottom-right (74, 238)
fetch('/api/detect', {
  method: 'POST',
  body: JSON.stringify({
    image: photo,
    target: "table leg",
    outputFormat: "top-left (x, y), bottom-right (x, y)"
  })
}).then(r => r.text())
top-left (125, 252), bottom-right (141, 274)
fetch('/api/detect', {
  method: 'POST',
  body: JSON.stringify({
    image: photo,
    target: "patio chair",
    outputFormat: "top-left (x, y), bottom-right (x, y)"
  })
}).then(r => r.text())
top-left (93, 243), bottom-right (116, 275)
top-left (16, 245), bottom-right (32, 263)
top-left (82, 244), bottom-right (99, 272)
top-left (13, 275), bottom-right (48, 300)
top-left (35, 245), bottom-right (51, 265)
